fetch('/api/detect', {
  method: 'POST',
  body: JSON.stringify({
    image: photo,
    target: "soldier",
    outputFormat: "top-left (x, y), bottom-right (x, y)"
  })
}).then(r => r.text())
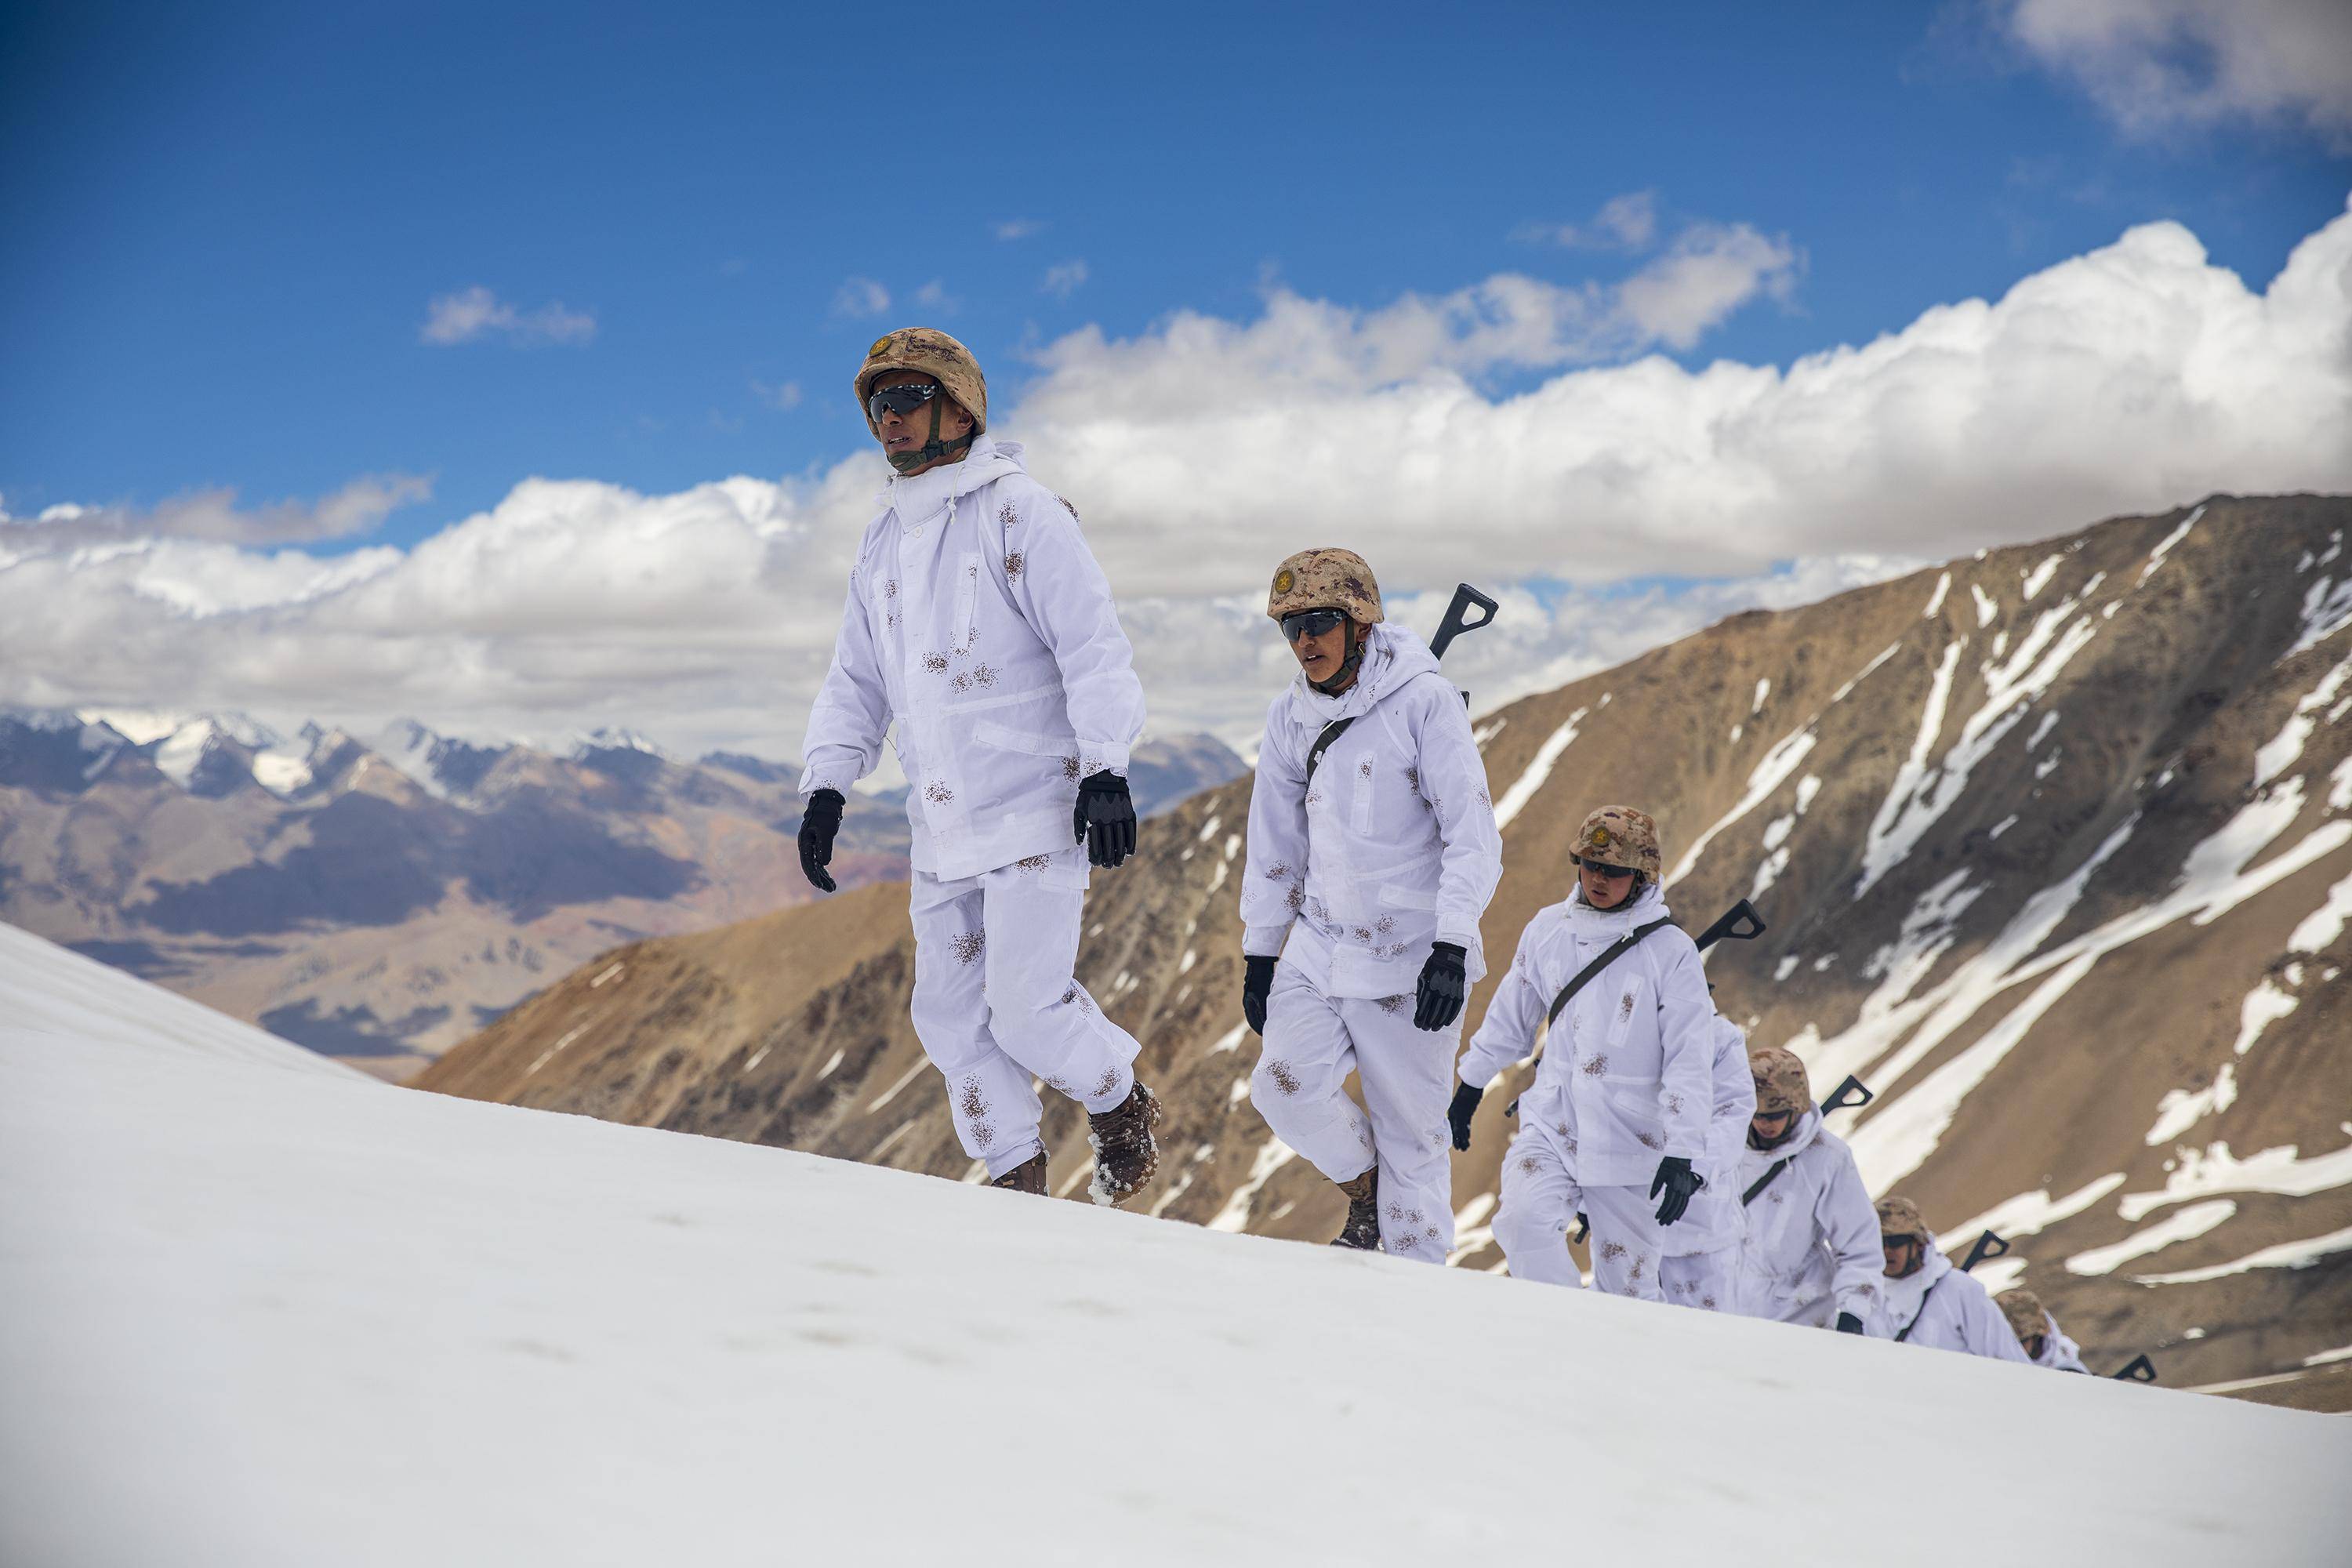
top-left (1732, 1044), bottom-right (1884, 1334)
top-left (1458, 807), bottom-right (1719, 1300)
top-left (1998, 1287), bottom-right (2091, 1372)
top-left (1238, 549), bottom-right (1502, 1259)
top-left (796, 328), bottom-right (1160, 1204)
top-left (1876, 1196), bottom-right (2033, 1361)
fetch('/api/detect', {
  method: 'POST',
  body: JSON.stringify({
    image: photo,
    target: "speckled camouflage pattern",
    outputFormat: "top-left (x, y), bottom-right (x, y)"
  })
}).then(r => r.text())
top-left (855, 327), bottom-right (987, 435)
top-left (1749, 1044), bottom-right (1814, 1116)
top-left (1997, 1287), bottom-right (2050, 1345)
top-left (1572, 805), bottom-right (1662, 879)
top-left (1875, 1194), bottom-right (1929, 1243)
top-left (1266, 547), bottom-right (1384, 626)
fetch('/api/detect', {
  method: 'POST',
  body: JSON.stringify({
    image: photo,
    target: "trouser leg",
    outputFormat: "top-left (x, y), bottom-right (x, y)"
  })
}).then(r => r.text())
top-left (976, 848), bottom-right (1139, 1114)
top-left (1344, 994), bottom-right (1456, 1265)
top-left (1492, 1118), bottom-right (1585, 1288)
top-left (1250, 962), bottom-right (1375, 1185)
top-left (907, 869), bottom-right (1045, 1178)
top-left (1582, 1185), bottom-right (1669, 1302)
top-left (1660, 1245), bottom-right (1737, 1312)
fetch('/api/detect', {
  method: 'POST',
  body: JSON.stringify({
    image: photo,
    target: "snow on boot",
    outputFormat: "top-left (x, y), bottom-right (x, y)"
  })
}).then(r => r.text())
top-left (989, 1152), bottom-right (1047, 1195)
top-left (1331, 1167), bottom-right (1381, 1250)
top-left (1085, 1081), bottom-right (1162, 1207)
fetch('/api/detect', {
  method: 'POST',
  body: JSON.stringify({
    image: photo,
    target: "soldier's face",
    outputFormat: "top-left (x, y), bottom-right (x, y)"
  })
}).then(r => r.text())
top-left (1579, 858), bottom-right (1635, 909)
top-left (870, 369), bottom-right (973, 474)
top-left (1290, 616), bottom-right (1353, 687)
top-left (1749, 1109), bottom-right (1792, 1143)
top-left (1882, 1236), bottom-right (1922, 1277)
top-left (2021, 1333), bottom-right (2046, 1361)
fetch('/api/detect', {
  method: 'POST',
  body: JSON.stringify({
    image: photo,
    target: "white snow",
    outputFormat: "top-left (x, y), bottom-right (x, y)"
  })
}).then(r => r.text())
top-left (1490, 706), bottom-right (1586, 830)
top-left (2118, 1141), bottom-right (2352, 1224)
top-left (1830, 641), bottom-right (1902, 704)
top-left (2137, 506), bottom-right (2200, 587)
top-left (1669, 720), bottom-right (1817, 884)
top-left (1854, 639), bottom-right (1965, 898)
top-left (2026, 710), bottom-right (2060, 751)
top-left (1206, 1022), bottom-right (1248, 1056)
top-left (2288, 575), bottom-right (2352, 659)
top-left (2022, 554), bottom-right (2063, 601)
top-left (816, 1048), bottom-right (844, 1079)
top-left (1970, 584), bottom-right (1999, 626)
top-left (1205, 1136), bottom-right (1297, 1232)
top-left (1988, 814), bottom-right (2018, 839)
top-left (1922, 571), bottom-right (1951, 619)
top-left (2288, 871), bottom-right (2352, 954)
top-left (1751, 678), bottom-right (1770, 714)
top-left (863, 1058), bottom-right (927, 1112)
top-left (1939, 1174), bottom-right (2127, 1253)
top-left (1774, 955), bottom-right (1801, 982)
top-left (2232, 977), bottom-right (2299, 1057)
top-left (589, 961), bottom-right (626, 988)
top-left (5, 929), bottom-right (2351, 1565)
top-left (2145, 1064), bottom-right (2238, 1146)
top-left (2064, 1201), bottom-right (2238, 1277)
top-left (2304, 1345), bottom-right (2352, 1367)
top-left (1471, 716), bottom-right (1508, 750)
top-left (2254, 655), bottom-right (2352, 789)
top-left (2132, 1225), bottom-right (2352, 1287)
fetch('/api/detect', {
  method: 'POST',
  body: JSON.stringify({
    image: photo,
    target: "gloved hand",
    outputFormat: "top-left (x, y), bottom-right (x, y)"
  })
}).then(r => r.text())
top-left (1649, 1154), bottom-right (1704, 1225)
top-left (798, 789), bottom-right (846, 892)
top-left (1446, 1082), bottom-right (1483, 1151)
top-left (1413, 942), bottom-right (1468, 1031)
top-left (1242, 955), bottom-right (1277, 1036)
top-left (1073, 770), bottom-right (1136, 868)
top-left (1835, 1312), bottom-right (1866, 1335)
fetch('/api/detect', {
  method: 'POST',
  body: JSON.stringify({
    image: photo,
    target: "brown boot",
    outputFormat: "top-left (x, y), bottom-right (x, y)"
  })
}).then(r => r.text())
top-left (1085, 1081), bottom-right (1162, 1207)
top-left (988, 1152), bottom-right (1047, 1195)
top-left (1330, 1167), bottom-right (1381, 1250)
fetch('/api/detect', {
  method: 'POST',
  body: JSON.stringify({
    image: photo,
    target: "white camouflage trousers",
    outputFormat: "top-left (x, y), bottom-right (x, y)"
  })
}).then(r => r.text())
top-left (1250, 959), bottom-right (1456, 1263)
top-left (1492, 1109), bottom-right (1585, 1287)
top-left (1492, 1101), bottom-right (1708, 1303)
top-left (1660, 1246), bottom-right (1737, 1312)
top-left (906, 845), bottom-right (1138, 1180)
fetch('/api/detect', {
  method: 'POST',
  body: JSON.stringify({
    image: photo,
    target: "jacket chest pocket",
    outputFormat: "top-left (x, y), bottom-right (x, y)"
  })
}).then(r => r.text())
top-left (953, 551), bottom-right (982, 655)
top-left (1605, 976), bottom-right (1648, 1047)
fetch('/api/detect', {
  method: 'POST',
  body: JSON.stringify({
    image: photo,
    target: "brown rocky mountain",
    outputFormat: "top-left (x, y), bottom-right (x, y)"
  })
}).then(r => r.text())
top-left (418, 494), bottom-right (2352, 1409)
top-left (0, 710), bottom-right (1243, 1078)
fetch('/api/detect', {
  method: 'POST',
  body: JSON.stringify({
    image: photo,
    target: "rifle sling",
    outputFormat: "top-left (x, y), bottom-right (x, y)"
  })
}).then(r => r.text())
top-left (1741, 1158), bottom-right (1791, 1207)
top-left (1515, 916), bottom-right (1677, 1087)
top-left (1303, 717), bottom-right (1357, 782)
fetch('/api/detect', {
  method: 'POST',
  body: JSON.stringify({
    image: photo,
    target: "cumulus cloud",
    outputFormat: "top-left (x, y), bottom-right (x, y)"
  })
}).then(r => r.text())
top-left (8, 202), bottom-right (2349, 759)
top-left (833, 277), bottom-right (891, 318)
top-left (420, 286), bottom-right (597, 347)
top-left (1519, 191), bottom-right (1661, 252)
top-left (1042, 260), bottom-right (1090, 299)
top-left (0, 474), bottom-right (431, 549)
top-left (1996, 0), bottom-right (2352, 147)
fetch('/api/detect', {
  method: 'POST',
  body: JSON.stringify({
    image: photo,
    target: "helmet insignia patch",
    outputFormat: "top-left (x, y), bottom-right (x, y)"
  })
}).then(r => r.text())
top-left (1588, 826), bottom-right (1611, 848)
top-left (869, 335), bottom-right (895, 357)
top-left (1274, 569), bottom-right (1295, 593)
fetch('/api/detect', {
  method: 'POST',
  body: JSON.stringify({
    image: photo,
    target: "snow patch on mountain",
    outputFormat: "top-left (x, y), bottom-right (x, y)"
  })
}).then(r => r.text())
top-left (2067, 1201), bottom-right (2238, 1277)
top-left (2138, 506), bottom-right (2200, 586)
top-left (2132, 1225), bottom-right (2352, 1288)
top-left (2147, 1065), bottom-right (2239, 1146)
top-left (1940, 1173), bottom-right (2127, 1252)
top-left (1492, 706), bottom-right (1585, 830)
top-left (2118, 1141), bottom-right (2352, 1225)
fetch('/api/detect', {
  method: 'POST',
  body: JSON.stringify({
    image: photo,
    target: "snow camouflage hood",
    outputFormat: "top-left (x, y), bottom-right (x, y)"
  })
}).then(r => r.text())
top-left (873, 433), bottom-right (1027, 528)
top-left (1749, 1044), bottom-right (1814, 1117)
top-left (1284, 620), bottom-right (1439, 727)
top-left (1879, 1232), bottom-right (1953, 1326)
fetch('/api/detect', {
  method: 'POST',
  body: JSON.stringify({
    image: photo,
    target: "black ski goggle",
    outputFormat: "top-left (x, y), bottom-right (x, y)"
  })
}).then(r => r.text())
top-left (1574, 857), bottom-right (1638, 880)
top-left (866, 382), bottom-right (944, 421)
top-left (1279, 608), bottom-right (1348, 643)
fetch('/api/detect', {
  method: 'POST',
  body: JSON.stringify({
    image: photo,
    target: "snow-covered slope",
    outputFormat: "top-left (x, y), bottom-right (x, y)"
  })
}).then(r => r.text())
top-left (2, 928), bottom-right (2347, 1566)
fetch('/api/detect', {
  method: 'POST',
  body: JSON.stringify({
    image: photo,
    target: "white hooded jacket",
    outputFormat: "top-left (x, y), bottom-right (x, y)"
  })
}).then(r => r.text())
top-left (1882, 1243), bottom-right (2034, 1363)
top-left (1457, 884), bottom-right (1715, 1187)
top-left (2027, 1313), bottom-right (2091, 1373)
top-left (799, 437), bottom-right (1145, 880)
top-left (1733, 1107), bottom-right (1885, 1330)
top-left (1661, 1014), bottom-right (1758, 1258)
top-left (1240, 622), bottom-right (1501, 999)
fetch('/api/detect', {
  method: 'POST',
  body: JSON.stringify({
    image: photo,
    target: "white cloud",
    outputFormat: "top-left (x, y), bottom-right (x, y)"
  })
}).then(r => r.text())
top-left (1615, 223), bottom-right (1803, 349)
top-left (1042, 260), bottom-right (1090, 299)
top-left (9, 201), bottom-right (2350, 759)
top-left (1998, 0), bottom-right (2352, 147)
top-left (833, 277), bottom-right (891, 318)
top-left (993, 219), bottom-right (1046, 241)
top-left (1519, 191), bottom-right (1661, 252)
top-left (420, 286), bottom-right (596, 347)
top-left (752, 379), bottom-right (804, 411)
top-left (0, 474), bottom-right (431, 548)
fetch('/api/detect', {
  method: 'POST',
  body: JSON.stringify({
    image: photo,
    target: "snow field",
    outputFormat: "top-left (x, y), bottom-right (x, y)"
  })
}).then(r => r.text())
top-left (5, 931), bottom-right (2352, 1566)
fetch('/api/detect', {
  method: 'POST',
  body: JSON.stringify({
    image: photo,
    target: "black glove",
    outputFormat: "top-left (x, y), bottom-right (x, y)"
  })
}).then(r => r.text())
top-left (1413, 942), bottom-right (1468, 1031)
top-left (1835, 1312), bottom-right (1865, 1335)
top-left (1073, 770), bottom-right (1136, 868)
top-left (1446, 1082), bottom-right (1482, 1151)
top-left (1649, 1154), bottom-right (1704, 1226)
top-left (1242, 955), bottom-right (1276, 1036)
top-left (797, 789), bottom-right (845, 893)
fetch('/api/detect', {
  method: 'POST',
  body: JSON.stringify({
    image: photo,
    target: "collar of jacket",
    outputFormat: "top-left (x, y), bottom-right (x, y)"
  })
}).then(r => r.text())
top-left (1882, 1240), bottom-right (1952, 1324)
top-left (1564, 880), bottom-right (1671, 938)
top-left (877, 434), bottom-right (1026, 529)
top-left (1754, 1105), bottom-right (1824, 1161)
top-left (1288, 622), bottom-right (1440, 725)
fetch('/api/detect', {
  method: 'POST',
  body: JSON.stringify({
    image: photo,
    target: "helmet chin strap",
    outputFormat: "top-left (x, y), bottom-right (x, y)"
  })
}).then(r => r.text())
top-left (885, 397), bottom-right (975, 474)
top-left (1309, 619), bottom-right (1366, 695)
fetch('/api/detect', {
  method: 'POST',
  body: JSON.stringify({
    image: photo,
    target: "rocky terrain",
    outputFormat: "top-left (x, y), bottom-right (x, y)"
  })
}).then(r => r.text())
top-left (0, 712), bottom-right (1241, 1076)
top-left (419, 494), bottom-right (2352, 1405)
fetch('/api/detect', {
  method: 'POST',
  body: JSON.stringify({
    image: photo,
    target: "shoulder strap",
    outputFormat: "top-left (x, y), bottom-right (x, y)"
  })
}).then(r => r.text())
top-left (1741, 1158), bottom-right (1791, 1207)
top-left (1893, 1276), bottom-right (1944, 1344)
top-left (1544, 916), bottom-right (1676, 1028)
top-left (1303, 717), bottom-right (1357, 782)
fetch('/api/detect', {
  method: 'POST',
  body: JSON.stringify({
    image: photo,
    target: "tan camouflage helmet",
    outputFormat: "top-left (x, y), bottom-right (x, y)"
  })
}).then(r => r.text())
top-left (1573, 806), bottom-right (1662, 879)
top-left (855, 327), bottom-right (987, 436)
top-left (1996, 1287), bottom-right (2051, 1346)
top-left (1749, 1044), bottom-right (1815, 1117)
top-left (1876, 1195), bottom-right (1930, 1245)
top-left (1266, 548), bottom-right (1384, 626)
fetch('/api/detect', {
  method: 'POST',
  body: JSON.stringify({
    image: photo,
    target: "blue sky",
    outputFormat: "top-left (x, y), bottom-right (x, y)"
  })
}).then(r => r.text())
top-left (4, 1), bottom-right (2347, 548)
